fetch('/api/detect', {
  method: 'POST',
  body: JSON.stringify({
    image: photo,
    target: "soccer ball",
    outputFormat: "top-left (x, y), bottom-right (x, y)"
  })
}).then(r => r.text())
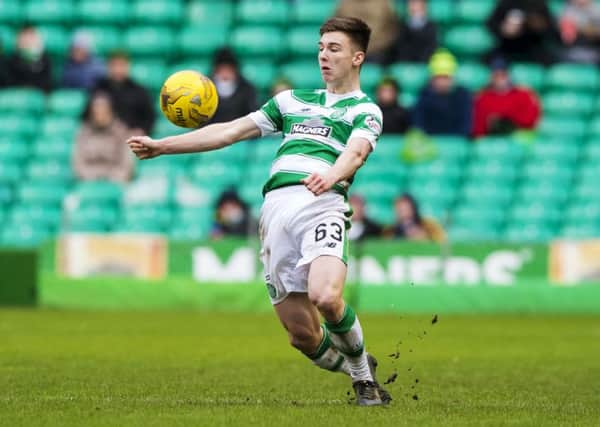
top-left (159, 70), bottom-right (219, 128)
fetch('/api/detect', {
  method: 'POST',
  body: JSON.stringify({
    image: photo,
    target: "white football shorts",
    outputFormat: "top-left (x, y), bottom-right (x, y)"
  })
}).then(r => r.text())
top-left (259, 185), bottom-right (350, 305)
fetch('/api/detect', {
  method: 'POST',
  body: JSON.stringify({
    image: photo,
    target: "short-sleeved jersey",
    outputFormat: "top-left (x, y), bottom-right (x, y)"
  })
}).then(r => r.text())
top-left (248, 89), bottom-right (383, 197)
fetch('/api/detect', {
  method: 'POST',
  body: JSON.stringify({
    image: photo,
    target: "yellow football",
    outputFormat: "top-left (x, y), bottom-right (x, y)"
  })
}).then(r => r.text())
top-left (159, 70), bottom-right (219, 128)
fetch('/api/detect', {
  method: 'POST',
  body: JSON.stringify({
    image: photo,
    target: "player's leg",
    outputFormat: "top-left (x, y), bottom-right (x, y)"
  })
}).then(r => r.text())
top-left (308, 255), bottom-right (389, 405)
top-left (307, 256), bottom-right (371, 379)
top-left (273, 292), bottom-right (350, 375)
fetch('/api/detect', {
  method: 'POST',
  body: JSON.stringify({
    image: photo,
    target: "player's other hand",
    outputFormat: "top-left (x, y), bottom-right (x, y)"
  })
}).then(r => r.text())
top-left (127, 135), bottom-right (162, 160)
top-left (301, 173), bottom-right (335, 196)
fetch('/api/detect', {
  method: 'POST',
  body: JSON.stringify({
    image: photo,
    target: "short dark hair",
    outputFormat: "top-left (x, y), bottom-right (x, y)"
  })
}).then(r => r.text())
top-left (320, 17), bottom-right (371, 53)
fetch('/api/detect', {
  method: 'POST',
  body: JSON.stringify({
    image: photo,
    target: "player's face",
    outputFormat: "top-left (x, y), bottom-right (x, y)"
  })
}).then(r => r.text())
top-left (318, 31), bottom-right (364, 84)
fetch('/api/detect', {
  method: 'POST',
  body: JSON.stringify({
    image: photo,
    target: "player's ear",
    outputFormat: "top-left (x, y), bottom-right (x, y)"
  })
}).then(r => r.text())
top-left (352, 51), bottom-right (365, 67)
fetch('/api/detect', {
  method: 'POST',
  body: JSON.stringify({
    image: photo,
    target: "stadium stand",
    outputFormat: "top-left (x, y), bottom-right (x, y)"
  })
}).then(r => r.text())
top-left (0, 0), bottom-right (599, 246)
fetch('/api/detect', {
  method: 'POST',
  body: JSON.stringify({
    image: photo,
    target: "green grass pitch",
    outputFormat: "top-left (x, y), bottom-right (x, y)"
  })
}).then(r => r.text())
top-left (1, 310), bottom-right (599, 426)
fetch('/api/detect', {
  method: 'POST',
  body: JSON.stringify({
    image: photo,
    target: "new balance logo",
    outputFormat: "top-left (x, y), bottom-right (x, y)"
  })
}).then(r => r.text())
top-left (291, 123), bottom-right (332, 137)
top-left (325, 242), bottom-right (337, 248)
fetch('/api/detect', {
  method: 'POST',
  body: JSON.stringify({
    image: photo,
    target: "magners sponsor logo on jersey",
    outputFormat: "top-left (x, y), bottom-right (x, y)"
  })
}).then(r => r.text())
top-left (291, 118), bottom-right (332, 137)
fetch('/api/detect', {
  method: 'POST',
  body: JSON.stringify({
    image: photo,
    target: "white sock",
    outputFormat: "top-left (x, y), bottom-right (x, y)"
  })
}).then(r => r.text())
top-left (308, 326), bottom-right (351, 375)
top-left (326, 305), bottom-right (373, 382)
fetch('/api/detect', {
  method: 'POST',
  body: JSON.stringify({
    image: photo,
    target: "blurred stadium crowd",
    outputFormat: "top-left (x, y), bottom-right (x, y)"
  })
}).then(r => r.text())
top-left (1, 0), bottom-right (600, 245)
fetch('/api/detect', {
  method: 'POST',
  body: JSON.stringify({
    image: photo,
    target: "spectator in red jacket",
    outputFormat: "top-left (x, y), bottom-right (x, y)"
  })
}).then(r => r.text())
top-left (472, 58), bottom-right (541, 138)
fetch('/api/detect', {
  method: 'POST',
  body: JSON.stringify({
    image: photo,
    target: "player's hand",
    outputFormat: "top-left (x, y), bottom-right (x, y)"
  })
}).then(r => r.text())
top-left (301, 173), bottom-right (335, 196)
top-left (126, 135), bottom-right (162, 160)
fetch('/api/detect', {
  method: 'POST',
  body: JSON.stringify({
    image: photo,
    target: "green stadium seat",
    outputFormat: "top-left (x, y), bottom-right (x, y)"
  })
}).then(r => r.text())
top-left (559, 224), bottom-right (600, 239)
top-left (0, 184), bottom-right (12, 205)
top-left (587, 119), bottom-right (600, 138)
top-left (400, 92), bottom-right (417, 107)
top-left (124, 26), bottom-right (174, 57)
top-left (528, 140), bottom-right (580, 162)
top-left (178, 25), bottom-right (228, 57)
top-left (122, 204), bottom-right (172, 230)
top-left (40, 116), bottom-right (79, 139)
top-left (132, 0), bottom-right (183, 24)
top-left (130, 59), bottom-right (167, 93)
top-left (190, 161), bottom-right (243, 186)
top-left (8, 203), bottom-right (62, 228)
top-left (72, 181), bottom-right (123, 207)
top-left (472, 137), bottom-right (525, 160)
top-left (152, 117), bottom-right (191, 140)
top-left (577, 162), bottom-right (600, 186)
top-left (47, 89), bottom-right (87, 117)
top-left (37, 25), bottom-right (70, 57)
top-left (515, 183), bottom-right (569, 203)
top-left (31, 137), bottom-right (72, 161)
top-left (287, 26), bottom-right (320, 58)
top-left (0, 26), bottom-right (16, 53)
top-left (361, 64), bottom-right (384, 93)
top-left (24, 0), bottom-right (73, 24)
top-left (63, 205), bottom-right (118, 232)
top-left (0, 139), bottom-right (29, 162)
top-left (452, 205), bottom-right (505, 226)
top-left (252, 136), bottom-right (279, 161)
top-left (546, 64), bottom-right (599, 91)
top-left (26, 159), bottom-right (72, 182)
top-left (466, 159), bottom-right (518, 180)
top-left (521, 160), bottom-right (575, 182)
top-left (542, 91), bottom-right (595, 116)
top-left (0, 162), bottom-right (23, 184)
top-left (573, 181), bottom-right (600, 200)
top-left (1, 223), bottom-right (50, 247)
top-left (509, 63), bottom-right (546, 90)
top-left (77, 0), bottom-right (129, 25)
top-left (457, 0), bottom-right (495, 23)
top-left (366, 200), bottom-right (395, 225)
top-left (352, 181), bottom-right (401, 204)
top-left (410, 160), bottom-right (462, 181)
top-left (504, 222), bottom-right (553, 242)
top-left (428, 0), bottom-right (455, 24)
top-left (537, 116), bottom-right (587, 139)
top-left (449, 224), bottom-right (500, 242)
top-left (0, 115), bottom-right (38, 139)
top-left (187, 0), bottom-right (233, 27)
top-left (169, 221), bottom-right (210, 241)
top-left (444, 26), bottom-right (493, 57)
top-left (583, 141), bottom-right (600, 160)
top-left (408, 180), bottom-right (457, 205)
top-left (280, 61), bottom-right (324, 89)
top-left (0, 88), bottom-right (45, 114)
top-left (242, 61), bottom-right (277, 92)
top-left (564, 201), bottom-right (600, 223)
top-left (431, 136), bottom-right (470, 159)
top-left (292, 0), bottom-right (336, 24)
top-left (73, 26), bottom-right (121, 55)
top-left (237, 0), bottom-right (288, 25)
top-left (460, 180), bottom-right (514, 204)
top-left (509, 202), bottom-right (561, 224)
top-left (455, 62), bottom-right (490, 91)
top-left (387, 63), bottom-right (429, 93)
top-left (0, 2), bottom-right (21, 25)
top-left (230, 26), bottom-right (285, 59)
top-left (18, 181), bottom-right (70, 205)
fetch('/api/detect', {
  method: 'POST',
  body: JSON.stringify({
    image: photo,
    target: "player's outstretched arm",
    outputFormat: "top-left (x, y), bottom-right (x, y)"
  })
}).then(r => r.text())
top-left (302, 137), bottom-right (372, 196)
top-left (127, 116), bottom-right (261, 160)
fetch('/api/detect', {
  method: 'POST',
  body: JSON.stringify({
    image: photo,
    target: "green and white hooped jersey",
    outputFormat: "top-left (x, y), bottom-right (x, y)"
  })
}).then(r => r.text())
top-left (248, 89), bottom-right (383, 197)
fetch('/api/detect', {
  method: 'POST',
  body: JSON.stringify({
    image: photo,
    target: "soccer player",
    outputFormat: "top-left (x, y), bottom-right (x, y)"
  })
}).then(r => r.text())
top-left (127, 17), bottom-right (389, 406)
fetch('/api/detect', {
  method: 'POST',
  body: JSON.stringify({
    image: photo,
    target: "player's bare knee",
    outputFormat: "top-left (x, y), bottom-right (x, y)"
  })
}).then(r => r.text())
top-left (309, 289), bottom-right (343, 319)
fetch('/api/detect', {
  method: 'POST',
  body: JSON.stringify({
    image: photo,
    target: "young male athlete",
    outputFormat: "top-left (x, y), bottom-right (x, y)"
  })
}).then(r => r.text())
top-left (127, 17), bottom-right (390, 406)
